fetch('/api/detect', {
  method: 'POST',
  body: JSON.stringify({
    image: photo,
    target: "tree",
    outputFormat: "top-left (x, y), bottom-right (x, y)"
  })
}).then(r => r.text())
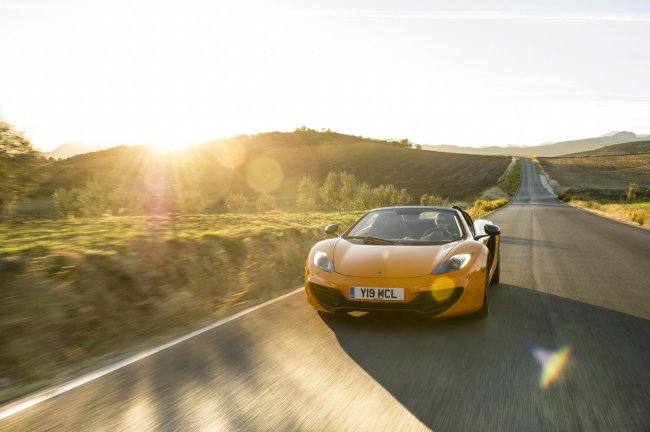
top-left (0, 118), bottom-right (38, 218)
top-left (627, 182), bottom-right (639, 200)
top-left (53, 187), bottom-right (82, 217)
top-left (396, 188), bottom-right (412, 206)
top-left (297, 174), bottom-right (319, 211)
top-left (369, 184), bottom-right (397, 208)
top-left (225, 193), bottom-right (248, 213)
top-left (256, 193), bottom-right (276, 212)
top-left (399, 138), bottom-right (412, 148)
top-left (415, 144), bottom-right (422, 150)
top-left (354, 182), bottom-right (373, 211)
top-left (320, 171), bottom-right (358, 213)
top-left (420, 193), bottom-right (449, 206)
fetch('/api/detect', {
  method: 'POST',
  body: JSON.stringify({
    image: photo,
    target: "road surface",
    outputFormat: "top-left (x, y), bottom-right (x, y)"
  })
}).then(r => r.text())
top-left (2, 158), bottom-right (649, 431)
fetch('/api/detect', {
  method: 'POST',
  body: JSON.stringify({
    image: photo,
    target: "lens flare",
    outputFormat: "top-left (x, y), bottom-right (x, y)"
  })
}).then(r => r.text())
top-left (215, 141), bottom-right (247, 169)
top-left (245, 157), bottom-right (283, 193)
top-left (431, 288), bottom-right (454, 302)
top-left (430, 276), bottom-right (454, 290)
top-left (528, 344), bottom-right (573, 389)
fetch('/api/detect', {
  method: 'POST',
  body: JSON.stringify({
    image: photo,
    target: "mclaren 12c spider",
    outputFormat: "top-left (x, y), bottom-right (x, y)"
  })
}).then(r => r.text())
top-left (305, 206), bottom-right (501, 318)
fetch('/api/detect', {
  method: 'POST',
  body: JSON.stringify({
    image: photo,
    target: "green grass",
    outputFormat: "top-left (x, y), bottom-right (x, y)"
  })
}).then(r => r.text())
top-left (498, 157), bottom-right (521, 196)
top-left (0, 213), bottom-right (360, 256)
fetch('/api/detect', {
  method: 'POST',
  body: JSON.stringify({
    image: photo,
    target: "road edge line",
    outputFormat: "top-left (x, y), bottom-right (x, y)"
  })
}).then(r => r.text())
top-left (0, 287), bottom-right (304, 421)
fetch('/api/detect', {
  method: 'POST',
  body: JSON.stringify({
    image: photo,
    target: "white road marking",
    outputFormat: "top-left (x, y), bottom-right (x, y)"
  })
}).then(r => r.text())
top-left (0, 287), bottom-right (304, 421)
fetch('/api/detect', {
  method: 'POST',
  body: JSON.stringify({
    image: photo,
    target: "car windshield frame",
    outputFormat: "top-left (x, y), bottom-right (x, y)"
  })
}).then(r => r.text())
top-left (341, 207), bottom-right (467, 245)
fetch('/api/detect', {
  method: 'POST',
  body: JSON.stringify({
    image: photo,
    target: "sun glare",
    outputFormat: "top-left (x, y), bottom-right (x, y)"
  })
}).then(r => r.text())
top-left (146, 140), bottom-right (193, 154)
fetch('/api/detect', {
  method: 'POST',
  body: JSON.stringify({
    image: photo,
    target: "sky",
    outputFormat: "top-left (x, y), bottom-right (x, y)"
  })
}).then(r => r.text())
top-left (1, 0), bottom-right (649, 152)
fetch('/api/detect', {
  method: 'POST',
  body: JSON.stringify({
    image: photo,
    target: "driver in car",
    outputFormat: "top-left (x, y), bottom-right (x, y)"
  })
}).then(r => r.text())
top-left (422, 212), bottom-right (457, 240)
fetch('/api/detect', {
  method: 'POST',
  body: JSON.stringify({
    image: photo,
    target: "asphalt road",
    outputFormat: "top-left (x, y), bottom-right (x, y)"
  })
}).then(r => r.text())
top-left (2, 158), bottom-right (649, 431)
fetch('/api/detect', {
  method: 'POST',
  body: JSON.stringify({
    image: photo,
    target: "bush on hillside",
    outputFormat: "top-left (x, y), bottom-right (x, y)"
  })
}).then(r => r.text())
top-left (420, 194), bottom-right (450, 206)
top-left (297, 174), bottom-right (319, 211)
top-left (320, 171), bottom-right (358, 213)
top-left (225, 193), bottom-right (248, 213)
top-left (256, 193), bottom-right (277, 212)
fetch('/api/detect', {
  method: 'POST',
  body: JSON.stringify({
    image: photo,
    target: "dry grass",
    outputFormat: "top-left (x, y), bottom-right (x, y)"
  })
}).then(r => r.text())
top-left (0, 167), bottom-right (522, 402)
top-left (0, 212), bottom-right (359, 403)
top-left (466, 199), bottom-right (509, 219)
top-left (538, 153), bottom-right (650, 192)
top-left (569, 201), bottom-right (648, 227)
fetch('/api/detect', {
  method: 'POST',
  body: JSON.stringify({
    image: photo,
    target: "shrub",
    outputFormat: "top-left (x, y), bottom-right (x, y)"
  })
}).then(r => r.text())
top-left (256, 193), bottom-right (276, 212)
top-left (630, 212), bottom-right (645, 225)
top-left (297, 175), bottom-right (319, 211)
top-left (467, 198), bottom-right (509, 218)
top-left (53, 187), bottom-right (82, 217)
top-left (225, 193), bottom-right (248, 213)
top-left (420, 194), bottom-right (449, 206)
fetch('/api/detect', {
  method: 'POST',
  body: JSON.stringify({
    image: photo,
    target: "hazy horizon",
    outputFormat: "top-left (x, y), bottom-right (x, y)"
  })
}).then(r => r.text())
top-left (37, 128), bottom-right (649, 155)
top-left (2, 0), bottom-right (649, 152)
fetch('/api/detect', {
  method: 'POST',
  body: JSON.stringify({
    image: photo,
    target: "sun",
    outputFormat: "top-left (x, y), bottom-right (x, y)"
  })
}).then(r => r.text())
top-left (146, 138), bottom-right (194, 153)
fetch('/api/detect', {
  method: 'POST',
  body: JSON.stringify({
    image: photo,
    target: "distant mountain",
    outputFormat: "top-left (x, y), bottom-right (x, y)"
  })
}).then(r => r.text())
top-left (44, 142), bottom-right (117, 159)
top-left (563, 140), bottom-right (650, 157)
top-left (422, 131), bottom-right (648, 157)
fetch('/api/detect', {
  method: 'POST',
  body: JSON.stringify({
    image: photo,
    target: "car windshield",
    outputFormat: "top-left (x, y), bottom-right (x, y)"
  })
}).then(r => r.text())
top-left (344, 208), bottom-right (464, 244)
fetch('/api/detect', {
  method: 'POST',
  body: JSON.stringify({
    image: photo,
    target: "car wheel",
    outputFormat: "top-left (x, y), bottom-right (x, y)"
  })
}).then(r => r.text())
top-left (491, 253), bottom-right (500, 285)
top-left (474, 265), bottom-right (490, 318)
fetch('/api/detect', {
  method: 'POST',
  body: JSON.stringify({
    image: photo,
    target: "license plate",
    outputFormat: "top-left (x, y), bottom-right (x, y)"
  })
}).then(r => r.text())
top-left (349, 287), bottom-right (404, 301)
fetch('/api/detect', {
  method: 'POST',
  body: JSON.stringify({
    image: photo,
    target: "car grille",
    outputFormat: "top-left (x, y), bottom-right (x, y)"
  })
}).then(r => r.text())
top-left (309, 283), bottom-right (463, 316)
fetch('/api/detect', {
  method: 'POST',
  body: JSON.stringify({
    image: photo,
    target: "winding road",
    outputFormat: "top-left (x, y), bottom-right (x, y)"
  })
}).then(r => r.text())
top-left (2, 158), bottom-right (649, 431)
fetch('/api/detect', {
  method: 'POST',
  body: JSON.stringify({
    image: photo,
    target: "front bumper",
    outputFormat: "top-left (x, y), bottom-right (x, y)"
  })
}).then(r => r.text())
top-left (305, 266), bottom-right (486, 318)
top-left (309, 282), bottom-right (462, 315)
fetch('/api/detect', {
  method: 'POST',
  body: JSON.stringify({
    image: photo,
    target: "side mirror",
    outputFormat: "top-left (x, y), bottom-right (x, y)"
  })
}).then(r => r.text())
top-left (324, 224), bottom-right (339, 235)
top-left (474, 223), bottom-right (500, 240)
top-left (484, 224), bottom-right (500, 236)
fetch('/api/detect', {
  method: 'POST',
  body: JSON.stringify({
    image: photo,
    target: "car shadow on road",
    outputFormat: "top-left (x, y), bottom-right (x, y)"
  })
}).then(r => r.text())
top-left (319, 284), bottom-right (650, 431)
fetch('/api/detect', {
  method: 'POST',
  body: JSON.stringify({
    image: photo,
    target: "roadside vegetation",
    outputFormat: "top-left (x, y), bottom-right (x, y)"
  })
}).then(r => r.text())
top-left (560, 182), bottom-right (649, 227)
top-left (0, 118), bottom-right (520, 403)
top-left (537, 154), bottom-right (650, 227)
top-left (0, 212), bottom-right (361, 402)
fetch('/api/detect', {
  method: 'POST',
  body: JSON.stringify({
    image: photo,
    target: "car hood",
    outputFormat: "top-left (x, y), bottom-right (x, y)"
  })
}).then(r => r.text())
top-left (333, 238), bottom-right (459, 277)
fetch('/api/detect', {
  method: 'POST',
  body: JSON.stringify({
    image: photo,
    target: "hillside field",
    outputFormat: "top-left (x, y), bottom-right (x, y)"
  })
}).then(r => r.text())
top-left (31, 130), bottom-right (511, 215)
top-left (564, 140), bottom-right (650, 157)
top-left (539, 153), bottom-right (650, 196)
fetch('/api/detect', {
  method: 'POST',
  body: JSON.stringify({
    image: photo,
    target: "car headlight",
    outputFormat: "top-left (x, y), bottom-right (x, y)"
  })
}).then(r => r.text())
top-left (314, 251), bottom-right (334, 272)
top-left (432, 253), bottom-right (472, 275)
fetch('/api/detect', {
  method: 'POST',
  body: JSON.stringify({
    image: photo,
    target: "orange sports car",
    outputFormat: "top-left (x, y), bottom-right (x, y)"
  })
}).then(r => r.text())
top-left (305, 206), bottom-right (501, 318)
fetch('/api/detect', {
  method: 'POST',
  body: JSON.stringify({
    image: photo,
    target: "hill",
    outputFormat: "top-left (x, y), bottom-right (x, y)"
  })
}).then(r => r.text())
top-left (563, 140), bottom-right (650, 157)
top-left (423, 131), bottom-right (648, 157)
top-left (539, 153), bottom-right (650, 199)
top-left (33, 130), bottom-right (511, 208)
top-left (43, 141), bottom-right (118, 159)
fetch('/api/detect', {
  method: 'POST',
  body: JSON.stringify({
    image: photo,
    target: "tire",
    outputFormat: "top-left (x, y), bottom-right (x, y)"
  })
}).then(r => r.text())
top-left (474, 265), bottom-right (490, 318)
top-left (491, 253), bottom-right (500, 285)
